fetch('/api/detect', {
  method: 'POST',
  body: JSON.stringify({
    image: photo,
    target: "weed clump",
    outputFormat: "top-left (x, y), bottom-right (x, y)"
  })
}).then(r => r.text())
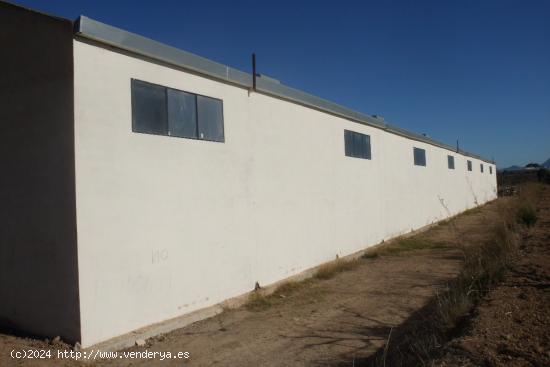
top-left (245, 292), bottom-right (272, 311)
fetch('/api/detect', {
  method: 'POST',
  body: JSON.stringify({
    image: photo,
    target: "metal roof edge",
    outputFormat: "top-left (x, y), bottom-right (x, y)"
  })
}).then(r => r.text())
top-left (74, 16), bottom-right (494, 164)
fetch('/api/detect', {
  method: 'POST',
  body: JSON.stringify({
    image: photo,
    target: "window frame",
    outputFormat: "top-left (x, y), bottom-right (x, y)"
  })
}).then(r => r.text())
top-left (131, 79), bottom-right (169, 137)
top-left (196, 94), bottom-right (225, 143)
top-left (166, 87), bottom-right (198, 139)
top-left (344, 130), bottom-right (371, 160)
top-left (413, 147), bottom-right (426, 167)
top-left (131, 78), bottom-right (225, 143)
top-left (447, 155), bottom-right (455, 170)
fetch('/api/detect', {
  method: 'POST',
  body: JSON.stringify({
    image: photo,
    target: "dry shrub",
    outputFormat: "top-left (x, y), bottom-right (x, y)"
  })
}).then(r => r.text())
top-left (517, 203), bottom-right (537, 227)
top-left (272, 279), bottom-right (315, 298)
top-left (273, 281), bottom-right (303, 296)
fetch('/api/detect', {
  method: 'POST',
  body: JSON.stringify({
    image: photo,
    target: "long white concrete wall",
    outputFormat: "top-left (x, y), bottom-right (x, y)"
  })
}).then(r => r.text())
top-left (73, 40), bottom-right (497, 347)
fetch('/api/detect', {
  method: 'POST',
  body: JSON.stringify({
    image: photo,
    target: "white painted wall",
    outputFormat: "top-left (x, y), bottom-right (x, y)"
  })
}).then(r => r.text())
top-left (73, 40), bottom-right (497, 347)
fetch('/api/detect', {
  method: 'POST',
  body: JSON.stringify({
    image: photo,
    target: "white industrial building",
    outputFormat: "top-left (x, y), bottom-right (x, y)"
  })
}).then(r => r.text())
top-left (0, 2), bottom-right (496, 348)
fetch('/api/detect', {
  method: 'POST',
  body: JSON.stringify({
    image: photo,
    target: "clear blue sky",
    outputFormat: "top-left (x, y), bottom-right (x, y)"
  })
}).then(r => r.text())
top-left (14, 0), bottom-right (550, 167)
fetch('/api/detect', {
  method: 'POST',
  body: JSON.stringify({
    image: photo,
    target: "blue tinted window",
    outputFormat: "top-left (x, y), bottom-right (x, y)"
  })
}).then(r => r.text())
top-left (344, 130), bottom-right (371, 160)
top-left (413, 147), bottom-right (426, 166)
top-left (353, 131), bottom-right (364, 157)
top-left (131, 79), bottom-right (224, 143)
top-left (448, 155), bottom-right (455, 169)
top-left (131, 79), bottom-right (168, 135)
top-left (197, 95), bottom-right (224, 142)
top-left (167, 89), bottom-right (197, 138)
top-left (344, 130), bottom-right (354, 157)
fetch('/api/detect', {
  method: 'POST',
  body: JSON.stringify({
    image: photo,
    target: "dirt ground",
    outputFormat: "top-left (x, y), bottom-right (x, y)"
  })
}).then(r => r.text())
top-left (0, 194), bottom-right (544, 367)
top-left (434, 187), bottom-right (550, 367)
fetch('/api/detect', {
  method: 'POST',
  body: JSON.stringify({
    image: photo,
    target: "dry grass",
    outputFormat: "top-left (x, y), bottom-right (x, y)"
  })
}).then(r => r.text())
top-left (314, 258), bottom-right (360, 280)
top-left (462, 206), bottom-right (483, 216)
top-left (273, 280), bottom-right (309, 297)
top-left (362, 237), bottom-right (447, 259)
top-left (367, 183), bottom-right (545, 366)
top-left (515, 182), bottom-right (542, 227)
top-left (362, 252), bottom-right (380, 260)
top-left (517, 203), bottom-right (537, 226)
top-left (246, 278), bottom-right (317, 311)
top-left (494, 182), bottom-right (541, 228)
top-left (382, 218), bottom-right (521, 365)
top-left (435, 219), bottom-right (518, 328)
top-left (369, 226), bottom-right (519, 365)
top-left (245, 292), bottom-right (273, 311)
top-left (437, 218), bottom-right (451, 226)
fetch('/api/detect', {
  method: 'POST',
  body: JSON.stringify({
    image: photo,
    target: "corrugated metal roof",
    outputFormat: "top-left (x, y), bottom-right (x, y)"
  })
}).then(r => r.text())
top-left (74, 16), bottom-right (493, 164)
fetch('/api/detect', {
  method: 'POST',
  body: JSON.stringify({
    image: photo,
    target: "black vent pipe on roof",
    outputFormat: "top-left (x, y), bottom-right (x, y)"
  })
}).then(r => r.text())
top-left (252, 53), bottom-right (257, 91)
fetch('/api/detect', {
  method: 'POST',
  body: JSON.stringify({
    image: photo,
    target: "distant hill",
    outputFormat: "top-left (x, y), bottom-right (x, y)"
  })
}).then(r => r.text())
top-left (500, 165), bottom-right (523, 172)
top-left (498, 159), bottom-right (550, 186)
top-left (500, 158), bottom-right (550, 172)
